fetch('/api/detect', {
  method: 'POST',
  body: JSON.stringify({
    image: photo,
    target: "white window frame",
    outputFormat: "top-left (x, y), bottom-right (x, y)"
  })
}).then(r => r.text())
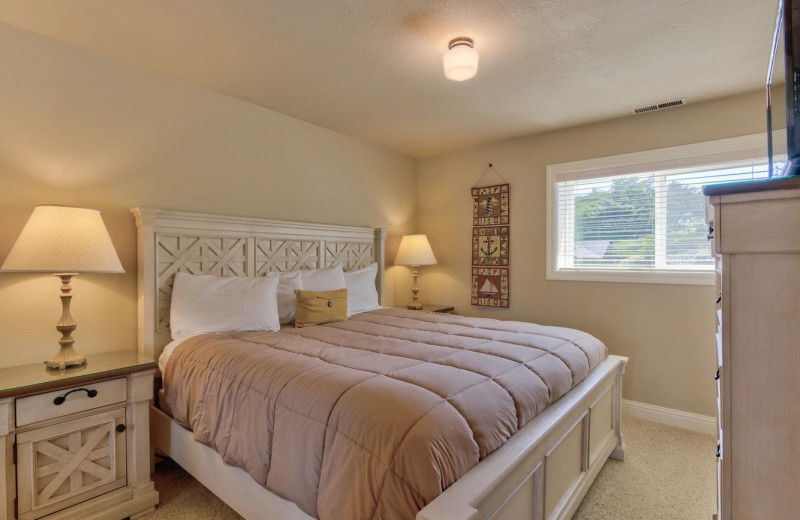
top-left (546, 132), bottom-right (785, 285)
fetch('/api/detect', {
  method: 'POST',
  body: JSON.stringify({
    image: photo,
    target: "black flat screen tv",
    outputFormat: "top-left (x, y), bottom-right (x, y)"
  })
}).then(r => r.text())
top-left (771, 0), bottom-right (800, 177)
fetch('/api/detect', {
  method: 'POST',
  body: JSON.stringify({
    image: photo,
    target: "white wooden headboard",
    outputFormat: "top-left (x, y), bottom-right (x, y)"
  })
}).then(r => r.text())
top-left (132, 207), bottom-right (388, 362)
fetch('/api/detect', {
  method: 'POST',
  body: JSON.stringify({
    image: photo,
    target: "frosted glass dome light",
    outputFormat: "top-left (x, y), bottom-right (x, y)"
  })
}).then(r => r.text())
top-left (443, 37), bottom-right (479, 81)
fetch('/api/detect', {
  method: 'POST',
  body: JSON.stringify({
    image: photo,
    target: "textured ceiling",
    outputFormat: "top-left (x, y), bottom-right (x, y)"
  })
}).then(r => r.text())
top-left (0, 1), bottom-right (779, 158)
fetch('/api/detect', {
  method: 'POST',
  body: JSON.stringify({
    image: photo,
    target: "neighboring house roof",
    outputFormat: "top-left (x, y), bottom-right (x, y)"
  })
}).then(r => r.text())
top-left (575, 240), bottom-right (610, 260)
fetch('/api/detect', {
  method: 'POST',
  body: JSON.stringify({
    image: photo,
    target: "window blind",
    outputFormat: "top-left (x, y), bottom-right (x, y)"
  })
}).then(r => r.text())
top-left (555, 160), bottom-right (774, 272)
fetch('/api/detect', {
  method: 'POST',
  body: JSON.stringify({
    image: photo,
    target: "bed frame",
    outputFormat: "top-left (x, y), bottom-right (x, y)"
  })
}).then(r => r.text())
top-left (132, 207), bottom-right (627, 520)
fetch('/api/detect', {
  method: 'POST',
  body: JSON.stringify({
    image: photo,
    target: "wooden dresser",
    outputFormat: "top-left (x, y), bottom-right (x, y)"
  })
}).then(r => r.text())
top-left (705, 181), bottom-right (800, 519)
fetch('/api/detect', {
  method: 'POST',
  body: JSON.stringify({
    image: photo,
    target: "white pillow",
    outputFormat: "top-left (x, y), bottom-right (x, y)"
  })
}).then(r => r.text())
top-left (300, 264), bottom-right (346, 291)
top-left (170, 272), bottom-right (280, 339)
top-left (344, 263), bottom-right (380, 316)
top-left (276, 271), bottom-right (303, 324)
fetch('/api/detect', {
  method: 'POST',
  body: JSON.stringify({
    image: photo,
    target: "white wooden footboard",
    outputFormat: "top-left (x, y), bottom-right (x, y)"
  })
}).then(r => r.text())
top-left (418, 354), bottom-right (627, 520)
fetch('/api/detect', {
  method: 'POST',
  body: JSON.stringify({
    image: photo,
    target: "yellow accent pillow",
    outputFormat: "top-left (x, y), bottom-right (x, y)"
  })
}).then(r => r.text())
top-left (294, 288), bottom-right (348, 328)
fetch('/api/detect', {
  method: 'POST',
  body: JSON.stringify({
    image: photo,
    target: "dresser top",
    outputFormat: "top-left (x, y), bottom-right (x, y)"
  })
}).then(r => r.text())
top-left (703, 176), bottom-right (800, 196)
top-left (0, 350), bottom-right (155, 399)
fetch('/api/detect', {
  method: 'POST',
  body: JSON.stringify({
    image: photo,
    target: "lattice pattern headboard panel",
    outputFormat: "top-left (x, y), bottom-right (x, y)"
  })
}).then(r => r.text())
top-left (133, 208), bottom-right (387, 362)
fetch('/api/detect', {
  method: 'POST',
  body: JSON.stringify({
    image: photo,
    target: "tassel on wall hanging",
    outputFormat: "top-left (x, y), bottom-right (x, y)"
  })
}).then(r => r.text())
top-left (471, 164), bottom-right (510, 308)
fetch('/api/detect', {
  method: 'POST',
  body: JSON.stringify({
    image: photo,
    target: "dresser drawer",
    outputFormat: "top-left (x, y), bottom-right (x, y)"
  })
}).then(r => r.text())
top-left (16, 378), bottom-right (127, 427)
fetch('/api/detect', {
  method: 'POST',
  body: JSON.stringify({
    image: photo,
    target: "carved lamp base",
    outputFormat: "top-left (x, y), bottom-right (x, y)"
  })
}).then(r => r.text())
top-left (407, 265), bottom-right (425, 311)
top-left (45, 346), bottom-right (87, 370)
top-left (45, 273), bottom-right (87, 370)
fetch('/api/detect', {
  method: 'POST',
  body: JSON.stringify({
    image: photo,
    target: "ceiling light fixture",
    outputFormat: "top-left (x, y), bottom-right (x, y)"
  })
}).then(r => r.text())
top-left (443, 37), bottom-right (479, 81)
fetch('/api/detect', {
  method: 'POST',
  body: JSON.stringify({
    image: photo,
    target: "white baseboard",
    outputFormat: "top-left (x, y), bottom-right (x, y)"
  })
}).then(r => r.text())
top-left (622, 399), bottom-right (716, 435)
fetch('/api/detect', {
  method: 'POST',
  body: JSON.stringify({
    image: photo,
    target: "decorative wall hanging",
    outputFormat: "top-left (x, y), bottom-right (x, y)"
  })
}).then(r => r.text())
top-left (471, 164), bottom-right (510, 308)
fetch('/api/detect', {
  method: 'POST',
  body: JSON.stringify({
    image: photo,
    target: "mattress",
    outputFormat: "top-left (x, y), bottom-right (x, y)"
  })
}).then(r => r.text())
top-left (163, 307), bottom-right (607, 520)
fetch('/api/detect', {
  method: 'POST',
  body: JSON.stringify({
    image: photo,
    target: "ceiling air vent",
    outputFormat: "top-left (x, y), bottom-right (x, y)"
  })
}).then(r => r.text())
top-left (632, 99), bottom-right (686, 114)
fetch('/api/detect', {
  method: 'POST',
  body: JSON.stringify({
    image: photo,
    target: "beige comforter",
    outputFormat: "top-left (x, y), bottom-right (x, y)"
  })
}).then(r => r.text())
top-left (164, 308), bottom-right (607, 520)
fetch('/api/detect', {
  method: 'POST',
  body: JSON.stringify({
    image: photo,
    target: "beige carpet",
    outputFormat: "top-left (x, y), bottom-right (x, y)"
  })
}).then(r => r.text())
top-left (145, 417), bottom-right (715, 520)
top-left (571, 417), bottom-right (716, 519)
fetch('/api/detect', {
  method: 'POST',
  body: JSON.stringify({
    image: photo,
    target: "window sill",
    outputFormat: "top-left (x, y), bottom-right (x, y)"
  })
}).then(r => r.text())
top-left (546, 268), bottom-right (715, 286)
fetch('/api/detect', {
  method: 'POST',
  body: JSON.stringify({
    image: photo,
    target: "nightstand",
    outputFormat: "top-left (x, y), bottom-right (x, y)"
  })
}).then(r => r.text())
top-left (416, 304), bottom-right (455, 314)
top-left (0, 351), bottom-right (159, 520)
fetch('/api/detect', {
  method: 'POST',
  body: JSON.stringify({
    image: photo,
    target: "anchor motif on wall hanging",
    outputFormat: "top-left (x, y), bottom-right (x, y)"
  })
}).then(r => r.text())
top-left (480, 236), bottom-right (498, 257)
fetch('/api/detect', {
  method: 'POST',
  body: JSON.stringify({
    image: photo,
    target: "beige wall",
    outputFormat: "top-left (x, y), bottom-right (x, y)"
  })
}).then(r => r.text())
top-left (0, 21), bottom-right (777, 418)
top-left (0, 24), bottom-right (417, 368)
top-left (418, 90), bottom-right (775, 416)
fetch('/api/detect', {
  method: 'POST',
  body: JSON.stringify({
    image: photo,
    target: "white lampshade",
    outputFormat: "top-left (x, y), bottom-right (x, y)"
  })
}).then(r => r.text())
top-left (1, 205), bottom-right (124, 273)
top-left (395, 234), bottom-right (437, 266)
top-left (443, 37), bottom-right (479, 81)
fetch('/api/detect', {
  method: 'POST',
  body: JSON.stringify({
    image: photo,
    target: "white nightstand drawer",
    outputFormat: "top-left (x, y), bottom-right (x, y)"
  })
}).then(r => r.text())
top-left (16, 378), bottom-right (127, 427)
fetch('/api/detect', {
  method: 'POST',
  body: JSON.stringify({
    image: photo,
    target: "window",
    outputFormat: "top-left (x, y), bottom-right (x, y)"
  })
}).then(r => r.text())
top-left (546, 134), bottom-right (784, 284)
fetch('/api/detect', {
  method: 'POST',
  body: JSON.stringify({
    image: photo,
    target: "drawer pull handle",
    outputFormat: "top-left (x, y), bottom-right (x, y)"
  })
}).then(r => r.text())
top-left (707, 224), bottom-right (714, 241)
top-left (53, 388), bottom-right (98, 406)
top-left (714, 370), bottom-right (720, 381)
top-left (715, 292), bottom-right (722, 304)
top-left (116, 424), bottom-right (127, 433)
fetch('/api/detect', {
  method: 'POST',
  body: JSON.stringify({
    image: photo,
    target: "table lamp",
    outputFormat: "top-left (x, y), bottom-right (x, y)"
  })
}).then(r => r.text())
top-left (0, 205), bottom-right (124, 369)
top-left (394, 234), bottom-right (437, 310)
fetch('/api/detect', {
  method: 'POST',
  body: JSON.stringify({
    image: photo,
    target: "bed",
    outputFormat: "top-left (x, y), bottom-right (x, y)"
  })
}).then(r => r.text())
top-left (132, 207), bottom-right (627, 520)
